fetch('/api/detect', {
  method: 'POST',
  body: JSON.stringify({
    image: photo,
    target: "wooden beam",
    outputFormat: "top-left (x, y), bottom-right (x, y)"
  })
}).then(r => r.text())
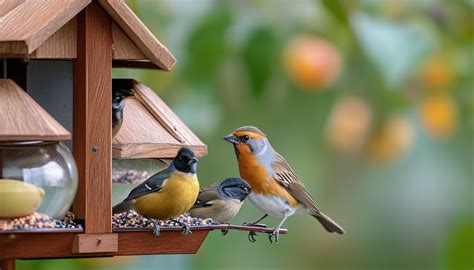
top-left (0, 230), bottom-right (210, 260)
top-left (72, 3), bottom-right (112, 234)
top-left (29, 18), bottom-right (78, 59)
top-left (98, 0), bottom-right (176, 70)
top-left (72, 234), bottom-right (118, 254)
top-left (0, 259), bottom-right (15, 270)
top-left (0, 226), bottom-right (286, 260)
top-left (0, 0), bottom-right (91, 55)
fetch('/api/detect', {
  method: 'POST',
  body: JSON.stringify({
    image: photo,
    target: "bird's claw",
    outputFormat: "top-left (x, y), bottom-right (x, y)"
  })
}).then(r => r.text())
top-left (268, 228), bottom-right (280, 243)
top-left (248, 231), bottom-right (258, 243)
top-left (180, 223), bottom-right (192, 236)
top-left (221, 229), bottom-right (229, 236)
top-left (151, 220), bottom-right (160, 237)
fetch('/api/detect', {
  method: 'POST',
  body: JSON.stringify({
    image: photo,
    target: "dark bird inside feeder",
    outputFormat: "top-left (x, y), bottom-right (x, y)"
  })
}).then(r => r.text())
top-left (113, 147), bottom-right (200, 236)
top-left (112, 85), bottom-right (134, 138)
top-left (189, 177), bottom-right (251, 223)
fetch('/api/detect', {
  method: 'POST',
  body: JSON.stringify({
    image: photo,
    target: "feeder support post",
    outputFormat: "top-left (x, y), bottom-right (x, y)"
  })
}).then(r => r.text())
top-left (72, 2), bottom-right (112, 234)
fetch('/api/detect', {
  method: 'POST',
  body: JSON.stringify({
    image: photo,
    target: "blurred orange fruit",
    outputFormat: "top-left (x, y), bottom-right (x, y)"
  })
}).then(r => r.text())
top-left (420, 94), bottom-right (457, 139)
top-left (368, 116), bottom-right (414, 162)
top-left (326, 96), bottom-right (372, 154)
top-left (421, 56), bottom-right (454, 90)
top-left (284, 36), bottom-right (342, 90)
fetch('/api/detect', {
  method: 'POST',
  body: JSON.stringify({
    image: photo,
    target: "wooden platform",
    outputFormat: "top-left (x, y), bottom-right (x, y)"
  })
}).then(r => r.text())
top-left (0, 225), bottom-right (287, 260)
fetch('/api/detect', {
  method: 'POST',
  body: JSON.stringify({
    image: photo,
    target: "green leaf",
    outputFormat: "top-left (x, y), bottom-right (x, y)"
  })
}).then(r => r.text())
top-left (321, 0), bottom-right (350, 27)
top-left (242, 27), bottom-right (279, 98)
top-left (352, 13), bottom-right (431, 88)
top-left (185, 11), bottom-right (232, 83)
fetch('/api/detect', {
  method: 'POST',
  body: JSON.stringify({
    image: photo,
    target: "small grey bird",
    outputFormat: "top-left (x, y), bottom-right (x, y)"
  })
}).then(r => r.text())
top-left (112, 87), bottom-right (133, 138)
top-left (189, 178), bottom-right (251, 223)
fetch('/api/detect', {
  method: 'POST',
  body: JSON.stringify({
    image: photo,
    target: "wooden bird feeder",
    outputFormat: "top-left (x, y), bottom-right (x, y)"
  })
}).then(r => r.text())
top-left (0, 1), bottom-right (286, 269)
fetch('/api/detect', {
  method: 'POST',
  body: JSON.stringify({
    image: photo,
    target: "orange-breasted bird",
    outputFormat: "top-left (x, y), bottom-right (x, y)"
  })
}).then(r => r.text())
top-left (189, 177), bottom-right (251, 223)
top-left (113, 147), bottom-right (200, 236)
top-left (224, 126), bottom-right (344, 242)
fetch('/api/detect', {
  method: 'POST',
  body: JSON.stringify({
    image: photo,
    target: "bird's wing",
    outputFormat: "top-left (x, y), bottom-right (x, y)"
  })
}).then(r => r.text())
top-left (123, 166), bottom-right (174, 201)
top-left (191, 183), bottom-right (221, 208)
top-left (271, 152), bottom-right (321, 215)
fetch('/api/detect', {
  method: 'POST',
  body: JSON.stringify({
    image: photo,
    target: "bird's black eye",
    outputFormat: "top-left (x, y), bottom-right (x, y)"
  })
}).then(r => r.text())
top-left (239, 184), bottom-right (249, 192)
top-left (242, 135), bottom-right (250, 142)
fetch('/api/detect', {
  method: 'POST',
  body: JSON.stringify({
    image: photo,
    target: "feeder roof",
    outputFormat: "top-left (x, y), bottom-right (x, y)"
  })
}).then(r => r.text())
top-left (0, 0), bottom-right (176, 70)
top-left (112, 79), bottom-right (207, 159)
top-left (0, 79), bottom-right (71, 141)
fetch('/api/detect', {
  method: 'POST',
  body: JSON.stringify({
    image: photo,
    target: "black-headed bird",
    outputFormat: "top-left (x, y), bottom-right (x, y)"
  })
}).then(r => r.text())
top-left (189, 177), bottom-right (251, 223)
top-left (112, 87), bottom-right (133, 138)
top-left (224, 126), bottom-right (344, 243)
top-left (113, 147), bottom-right (200, 236)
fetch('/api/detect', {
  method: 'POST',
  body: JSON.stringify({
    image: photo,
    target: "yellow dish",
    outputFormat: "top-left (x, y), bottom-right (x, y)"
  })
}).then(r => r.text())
top-left (0, 179), bottom-right (45, 218)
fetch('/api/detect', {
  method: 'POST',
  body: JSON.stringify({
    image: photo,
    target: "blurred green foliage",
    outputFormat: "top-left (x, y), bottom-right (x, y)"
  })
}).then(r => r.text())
top-left (19, 0), bottom-right (473, 269)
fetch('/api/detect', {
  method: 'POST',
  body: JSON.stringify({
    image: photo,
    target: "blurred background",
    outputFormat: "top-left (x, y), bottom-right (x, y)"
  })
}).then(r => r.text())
top-left (19, 0), bottom-right (473, 269)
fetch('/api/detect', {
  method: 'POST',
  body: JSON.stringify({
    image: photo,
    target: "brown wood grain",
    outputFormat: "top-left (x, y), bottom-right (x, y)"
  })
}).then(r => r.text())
top-left (0, 230), bottom-right (209, 259)
top-left (112, 23), bottom-right (145, 60)
top-left (112, 80), bottom-right (207, 159)
top-left (0, 0), bottom-right (24, 17)
top-left (0, 0), bottom-right (90, 55)
top-left (72, 234), bottom-right (118, 254)
top-left (0, 225), bottom-right (288, 259)
top-left (0, 259), bottom-right (15, 270)
top-left (0, 79), bottom-right (71, 141)
top-left (98, 0), bottom-right (176, 70)
top-left (72, 3), bottom-right (112, 234)
top-left (30, 17), bottom-right (77, 59)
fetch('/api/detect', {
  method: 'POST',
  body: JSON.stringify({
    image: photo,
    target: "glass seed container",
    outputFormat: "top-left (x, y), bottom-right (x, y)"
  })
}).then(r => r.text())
top-left (0, 141), bottom-right (78, 219)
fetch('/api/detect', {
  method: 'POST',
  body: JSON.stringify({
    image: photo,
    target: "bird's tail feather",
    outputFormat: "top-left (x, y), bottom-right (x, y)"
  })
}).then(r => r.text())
top-left (311, 211), bottom-right (345, 234)
top-left (113, 201), bottom-right (133, 214)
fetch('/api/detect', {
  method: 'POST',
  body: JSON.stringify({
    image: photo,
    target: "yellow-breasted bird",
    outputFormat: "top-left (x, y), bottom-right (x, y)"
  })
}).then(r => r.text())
top-left (113, 147), bottom-right (200, 236)
top-left (112, 86), bottom-right (133, 138)
top-left (224, 126), bottom-right (345, 242)
top-left (189, 177), bottom-right (251, 223)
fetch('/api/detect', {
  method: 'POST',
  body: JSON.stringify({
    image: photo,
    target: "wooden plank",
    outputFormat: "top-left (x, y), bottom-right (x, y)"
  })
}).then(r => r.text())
top-left (0, 0), bottom-right (91, 55)
top-left (72, 234), bottom-right (118, 254)
top-left (111, 81), bottom-right (208, 159)
top-left (113, 142), bottom-right (208, 159)
top-left (116, 230), bottom-right (208, 256)
top-left (112, 23), bottom-right (145, 60)
top-left (72, 3), bottom-right (112, 234)
top-left (30, 17), bottom-right (77, 59)
top-left (98, 0), bottom-right (176, 71)
top-left (0, 230), bottom-right (210, 259)
top-left (0, 259), bottom-right (15, 270)
top-left (0, 0), bottom-right (24, 17)
top-left (0, 79), bottom-right (70, 141)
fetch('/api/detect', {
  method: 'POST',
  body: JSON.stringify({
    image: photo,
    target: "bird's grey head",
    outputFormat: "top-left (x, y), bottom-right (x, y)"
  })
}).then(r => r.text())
top-left (223, 126), bottom-right (271, 157)
top-left (218, 177), bottom-right (252, 201)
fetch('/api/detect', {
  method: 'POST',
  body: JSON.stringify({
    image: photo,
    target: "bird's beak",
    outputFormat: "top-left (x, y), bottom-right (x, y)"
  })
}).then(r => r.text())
top-left (223, 134), bottom-right (239, 144)
top-left (188, 157), bottom-right (199, 165)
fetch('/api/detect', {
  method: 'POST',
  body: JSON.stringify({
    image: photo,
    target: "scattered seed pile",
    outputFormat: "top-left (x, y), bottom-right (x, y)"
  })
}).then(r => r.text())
top-left (112, 169), bottom-right (148, 185)
top-left (112, 210), bottom-right (215, 229)
top-left (0, 212), bottom-right (81, 231)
